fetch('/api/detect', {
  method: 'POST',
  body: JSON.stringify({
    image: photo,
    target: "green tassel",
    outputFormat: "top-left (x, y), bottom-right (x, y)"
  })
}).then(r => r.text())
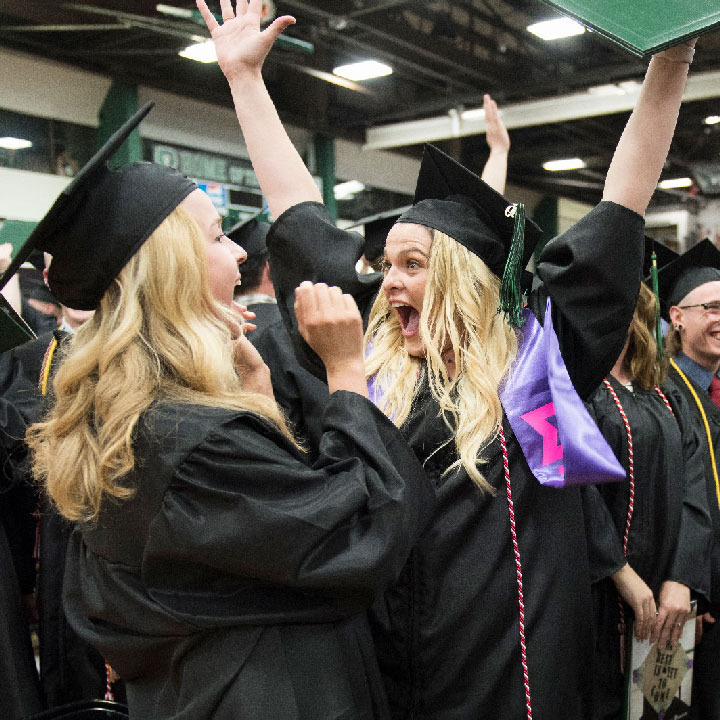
top-left (498, 203), bottom-right (526, 329)
top-left (650, 250), bottom-right (664, 362)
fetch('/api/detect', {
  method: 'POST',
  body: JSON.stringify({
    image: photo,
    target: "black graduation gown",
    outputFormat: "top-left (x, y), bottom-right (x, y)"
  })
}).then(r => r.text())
top-left (667, 362), bottom-right (720, 720)
top-left (0, 521), bottom-right (43, 720)
top-left (266, 200), bottom-right (645, 719)
top-left (246, 300), bottom-right (329, 458)
top-left (0, 333), bottom-right (57, 720)
top-left (0, 330), bottom-right (111, 708)
top-left (583, 376), bottom-right (712, 719)
top-left (63, 393), bottom-right (434, 720)
top-left (0, 330), bottom-right (56, 595)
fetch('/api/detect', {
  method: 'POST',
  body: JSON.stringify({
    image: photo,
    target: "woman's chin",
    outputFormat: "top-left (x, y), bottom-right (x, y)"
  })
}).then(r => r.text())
top-left (403, 335), bottom-right (425, 358)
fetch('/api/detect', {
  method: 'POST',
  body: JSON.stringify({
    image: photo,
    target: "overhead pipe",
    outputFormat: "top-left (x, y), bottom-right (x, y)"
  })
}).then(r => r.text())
top-left (363, 69), bottom-right (720, 150)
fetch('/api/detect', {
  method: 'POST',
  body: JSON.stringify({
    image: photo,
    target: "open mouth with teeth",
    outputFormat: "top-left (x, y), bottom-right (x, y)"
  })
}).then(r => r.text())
top-left (394, 304), bottom-right (420, 337)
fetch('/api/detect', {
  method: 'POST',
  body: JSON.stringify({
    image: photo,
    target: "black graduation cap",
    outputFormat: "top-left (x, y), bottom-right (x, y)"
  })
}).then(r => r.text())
top-left (348, 206), bottom-right (412, 263)
top-left (398, 145), bottom-right (542, 278)
top-left (655, 239), bottom-right (720, 319)
top-left (642, 235), bottom-right (678, 280)
top-left (0, 101), bottom-right (197, 312)
top-left (226, 212), bottom-right (271, 257)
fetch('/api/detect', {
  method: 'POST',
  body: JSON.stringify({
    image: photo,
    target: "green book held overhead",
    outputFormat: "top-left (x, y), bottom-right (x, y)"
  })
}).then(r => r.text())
top-left (540, 0), bottom-right (720, 56)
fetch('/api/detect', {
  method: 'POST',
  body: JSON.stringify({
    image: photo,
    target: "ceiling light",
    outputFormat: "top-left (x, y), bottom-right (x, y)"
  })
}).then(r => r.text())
top-left (543, 158), bottom-right (586, 172)
top-left (704, 115), bottom-right (720, 125)
top-left (333, 61), bottom-right (392, 81)
top-left (0, 137), bottom-right (32, 150)
top-left (527, 18), bottom-right (586, 41)
top-left (179, 40), bottom-right (217, 63)
top-left (156, 4), bottom-right (194, 19)
top-left (334, 180), bottom-right (365, 200)
top-left (658, 177), bottom-right (693, 189)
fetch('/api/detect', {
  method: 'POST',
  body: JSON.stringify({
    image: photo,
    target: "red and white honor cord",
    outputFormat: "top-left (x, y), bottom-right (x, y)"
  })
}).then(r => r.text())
top-left (602, 379), bottom-right (674, 672)
top-left (498, 426), bottom-right (533, 720)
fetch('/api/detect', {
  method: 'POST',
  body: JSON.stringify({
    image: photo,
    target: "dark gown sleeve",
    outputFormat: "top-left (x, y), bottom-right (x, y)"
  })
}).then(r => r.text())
top-left (665, 383), bottom-right (713, 598)
top-left (0, 397), bottom-right (31, 493)
top-left (267, 201), bottom-right (383, 381)
top-left (247, 308), bottom-right (329, 458)
top-left (142, 391), bottom-right (435, 624)
top-left (528, 201), bottom-right (645, 400)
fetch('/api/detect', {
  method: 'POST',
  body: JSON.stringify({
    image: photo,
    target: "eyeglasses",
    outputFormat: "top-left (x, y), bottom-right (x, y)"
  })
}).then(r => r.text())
top-left (677, 301), bottom-right (720, 315)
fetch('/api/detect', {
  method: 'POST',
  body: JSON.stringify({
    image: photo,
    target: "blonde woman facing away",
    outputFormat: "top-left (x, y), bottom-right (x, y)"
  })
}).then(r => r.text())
top-left (24, 106), bottom-right (434, 719)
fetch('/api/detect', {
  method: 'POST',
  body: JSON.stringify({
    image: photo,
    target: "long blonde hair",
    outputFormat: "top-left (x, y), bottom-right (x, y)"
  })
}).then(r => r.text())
top-left (28, 205), bottom-right (296, 523)
top-left (365, 229), bottom-right (518, 492)
top-left (624, 283), bottom-right (667, 389)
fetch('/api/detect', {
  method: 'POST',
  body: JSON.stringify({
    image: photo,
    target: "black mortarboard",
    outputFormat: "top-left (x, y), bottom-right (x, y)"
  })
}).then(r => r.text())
top-left (226, 213), bottom-right (270, 257)
top-left (348, 206), bottom-right (411, 263)
top-left (656, 239), bottom-right (720, 319)
top-left (0, 101), bottom-right (197, 311)
top-left (398, 144), bottom-right (542, 327)
top-left (398, 145), bottom-right (542, 278)
top-left (642, 236), bottom-right (678, 280)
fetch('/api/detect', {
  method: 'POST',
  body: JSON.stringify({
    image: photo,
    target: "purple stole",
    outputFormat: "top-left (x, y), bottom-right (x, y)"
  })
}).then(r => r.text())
top-left (499, 298), bottom-right (624, 487)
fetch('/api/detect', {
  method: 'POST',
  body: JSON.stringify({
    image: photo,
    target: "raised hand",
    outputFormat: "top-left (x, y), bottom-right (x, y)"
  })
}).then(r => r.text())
top-left (231, 332), bottom-right (273, 398)
top-left (484, 94), bottom-right (510, 155)
top-left (196, 0), bottom-right (295, 80)
top-left (481, 94), bottom-right (510, 194)
top-left (294, 281), bottom-right (368, 397)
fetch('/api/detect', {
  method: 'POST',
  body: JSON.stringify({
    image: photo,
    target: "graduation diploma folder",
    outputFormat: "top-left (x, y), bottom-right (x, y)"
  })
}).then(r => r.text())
top-left (539, 0), bottom-right (720, 57)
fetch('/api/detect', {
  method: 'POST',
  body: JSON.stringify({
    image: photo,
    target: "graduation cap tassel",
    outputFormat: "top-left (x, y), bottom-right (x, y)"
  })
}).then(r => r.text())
top-left (499, 203), bottom-right (526, 329)
top-left (650, 251), bottom-right (664, 362)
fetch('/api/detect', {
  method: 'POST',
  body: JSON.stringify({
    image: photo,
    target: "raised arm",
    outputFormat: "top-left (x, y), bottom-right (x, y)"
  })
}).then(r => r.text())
top-left (480, 94), bottom-right (510, 195)
top-left (603, 41), bottom-right (696, 215)
top-left (196, 0), bottom-right (322, 218)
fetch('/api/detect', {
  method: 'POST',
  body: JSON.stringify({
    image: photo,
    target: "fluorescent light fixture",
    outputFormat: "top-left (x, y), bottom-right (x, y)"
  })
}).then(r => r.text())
top-left (527, 18), bottom-right (585, 41)
top-left (0, 137), bottom-right (32, 150)
top-left (704, 115), bottom-right (720, 125)
top-left (179, 40), bottom-right (217, 63)
top-left (658, 177), bottom-right (693, 189)
top-left (156, 4), bottom-right (193, 18)
top-left (334, 180), bottom-right (365, 200)
top-left (543, 158), bottom-right (586, 172)
top-left (333, 60), bottom-right (392, 81)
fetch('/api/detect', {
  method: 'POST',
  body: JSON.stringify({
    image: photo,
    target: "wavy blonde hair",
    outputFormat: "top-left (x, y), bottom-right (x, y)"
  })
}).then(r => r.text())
top-left (28, 205), bottom-right (296, 523)
top-left (623, 283), bottom-right (667, 390)
top-left (365, 229), bottom-right (518, 492)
